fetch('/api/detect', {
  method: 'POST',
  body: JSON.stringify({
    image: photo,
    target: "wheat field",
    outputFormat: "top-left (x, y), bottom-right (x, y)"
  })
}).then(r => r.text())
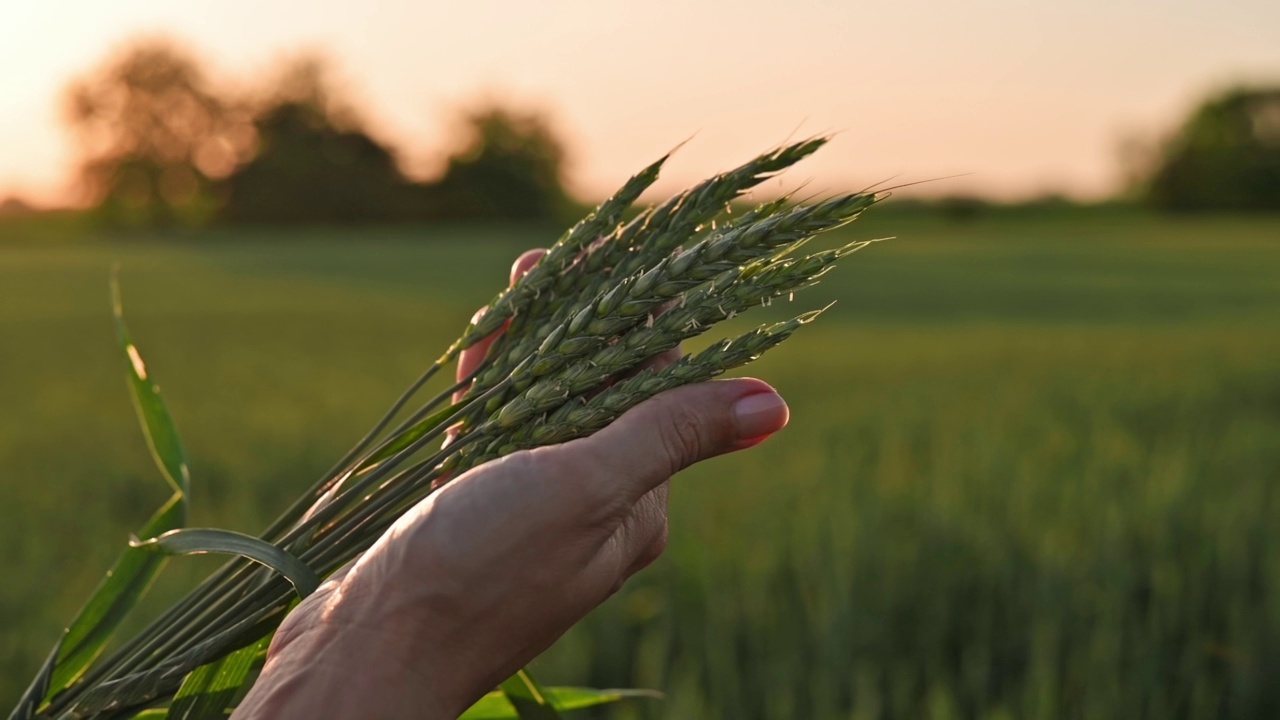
top-left (2, 207), bottom-right (1277, 718)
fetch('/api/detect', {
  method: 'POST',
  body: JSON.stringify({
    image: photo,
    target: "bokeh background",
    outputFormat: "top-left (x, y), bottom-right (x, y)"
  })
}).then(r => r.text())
top-left (2, 1), bottom-right (1278, 718)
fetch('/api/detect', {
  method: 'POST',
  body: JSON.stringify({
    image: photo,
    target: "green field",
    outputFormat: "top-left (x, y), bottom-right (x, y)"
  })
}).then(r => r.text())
top-left (2, 208), bottom-right (1278, 718)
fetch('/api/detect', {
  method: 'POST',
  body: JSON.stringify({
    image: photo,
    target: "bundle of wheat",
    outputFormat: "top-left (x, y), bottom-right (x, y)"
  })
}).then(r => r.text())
top-left (11, 136), bottom-right (882, 720)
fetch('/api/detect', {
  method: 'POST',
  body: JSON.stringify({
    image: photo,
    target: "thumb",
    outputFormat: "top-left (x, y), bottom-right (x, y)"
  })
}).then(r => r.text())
top-left (567, 378), bottom-right (790, 501)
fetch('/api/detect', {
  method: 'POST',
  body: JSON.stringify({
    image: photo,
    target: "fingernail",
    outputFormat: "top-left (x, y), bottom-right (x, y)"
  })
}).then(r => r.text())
top-left (732, 391), bottom-right (789, 440)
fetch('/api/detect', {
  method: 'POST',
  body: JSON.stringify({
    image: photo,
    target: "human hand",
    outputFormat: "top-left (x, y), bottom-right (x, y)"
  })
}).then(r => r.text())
top-left (233, 250), bottom-right (790, 719)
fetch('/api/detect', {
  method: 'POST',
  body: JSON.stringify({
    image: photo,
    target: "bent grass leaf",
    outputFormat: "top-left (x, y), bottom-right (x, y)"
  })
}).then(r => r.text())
top-left (36, 278), bottom-right (193, 701)
top-left (462, 686), bottom-right (661, 719)
top-left (132, 529), bottom-right (320, 599)
top-left (166, 637), bottom-right (269, 720)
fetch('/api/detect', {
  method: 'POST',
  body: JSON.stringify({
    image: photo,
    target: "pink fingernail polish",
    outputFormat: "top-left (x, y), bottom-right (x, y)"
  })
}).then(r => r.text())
top-left (732, 392), bottom-right (789, 440)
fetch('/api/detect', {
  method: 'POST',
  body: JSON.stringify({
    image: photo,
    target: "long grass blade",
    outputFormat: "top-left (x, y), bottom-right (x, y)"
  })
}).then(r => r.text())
top-left (30, 279), bottom-right (196, 700)
top-left (111, 273), bottom-right (191, 499)
top-left (460, 687), bottom-right (661, 719)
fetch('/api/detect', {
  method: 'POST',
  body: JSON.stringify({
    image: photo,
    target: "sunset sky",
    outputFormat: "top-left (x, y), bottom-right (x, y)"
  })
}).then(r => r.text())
top-left (1, 0), bottom-right (1277, 206)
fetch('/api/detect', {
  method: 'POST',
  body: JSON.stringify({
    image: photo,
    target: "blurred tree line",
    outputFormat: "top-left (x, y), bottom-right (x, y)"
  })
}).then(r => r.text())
top-left (64, 39), bottom-right (1279, 225)
top-left (65, 39), bottom-right (573, 228)
top-left (1126, 85), bottom-right (1280, 212)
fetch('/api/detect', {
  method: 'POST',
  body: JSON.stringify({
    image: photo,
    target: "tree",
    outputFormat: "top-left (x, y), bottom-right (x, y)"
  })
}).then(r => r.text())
top-left (1141, 86), bottom-right (1280, 212)
top-left (219, 58), bottom-right (421, 224)
top-left (64, 39), bottom-right (252, 227)
top-left (429, 105), bottom-right (572, 221)
top-left (65, 41), bottom-right (578, 227)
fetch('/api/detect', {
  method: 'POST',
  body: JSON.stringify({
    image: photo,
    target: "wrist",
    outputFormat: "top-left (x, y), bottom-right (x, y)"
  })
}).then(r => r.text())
top-left (237, 617), bottom-right (463, 720)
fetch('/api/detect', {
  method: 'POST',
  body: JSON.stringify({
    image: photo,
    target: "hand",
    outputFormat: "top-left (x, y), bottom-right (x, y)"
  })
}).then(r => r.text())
top-left (233, 251), bottom-right (790, 719)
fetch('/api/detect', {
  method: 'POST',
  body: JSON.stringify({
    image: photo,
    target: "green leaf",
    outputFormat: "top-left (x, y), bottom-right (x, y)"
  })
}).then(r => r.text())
top-left (546, 687), bottom-right (662, 711)
top-left (461, 686), bottom-right (662, 719)
top-left (461, 693), bottom-right (526, 720)
top-left (46, 494), bottom-right (185, 697)
top-left (112, 273), bottom-right (191, 498)
top-left (166, 637), bottom-right (269, 719)
top-left (499, 670), bottom-right (561, 720)
top-left (132, 529), bottom-right (320, 599)
top-left (34, 278), bottom-right (194, 700)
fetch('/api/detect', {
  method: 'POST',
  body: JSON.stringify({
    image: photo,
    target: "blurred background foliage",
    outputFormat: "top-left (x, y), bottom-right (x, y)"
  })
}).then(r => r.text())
top-left (40, 38), bottom-right (1280, 233)
top-left (63, 40), bottom-right (249, 228)
top-left (56, 39), bottom-right (573, 229)
top-left (1140, 87), bottom-right (1280, 212)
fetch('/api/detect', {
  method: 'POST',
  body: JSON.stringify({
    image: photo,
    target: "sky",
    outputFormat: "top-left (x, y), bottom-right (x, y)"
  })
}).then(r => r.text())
top-left (0, 0), bottom-right (1277, 206)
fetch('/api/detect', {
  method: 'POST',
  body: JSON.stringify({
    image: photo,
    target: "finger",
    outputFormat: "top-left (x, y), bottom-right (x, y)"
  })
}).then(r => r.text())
top-left (454, 249), bottom-right (548, 398)
top-left (454, 307), bottom-right (498, 395)
top-left (510, 248), bottom-right (546, 286)
top-left (564, 378), bottom-right (790, 503)
top-left (630, 346), bottom-right (683, 375)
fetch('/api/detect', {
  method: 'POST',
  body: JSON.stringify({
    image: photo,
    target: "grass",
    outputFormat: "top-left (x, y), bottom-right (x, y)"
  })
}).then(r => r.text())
top-left (1, 206), bottom-right (1278, 718)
